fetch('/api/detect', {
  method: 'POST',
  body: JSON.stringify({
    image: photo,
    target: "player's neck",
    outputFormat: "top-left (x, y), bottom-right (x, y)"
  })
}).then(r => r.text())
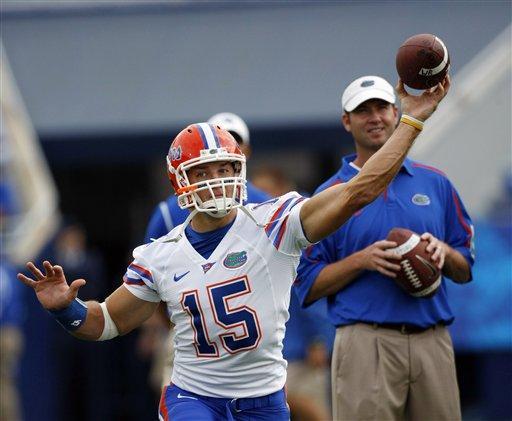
top-left (190, 209), bottom-right (237, 233)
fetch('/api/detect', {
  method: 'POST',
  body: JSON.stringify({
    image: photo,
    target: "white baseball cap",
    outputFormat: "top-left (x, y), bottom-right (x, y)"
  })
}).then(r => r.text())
top-left (341, 76), bottom-right (396, 112)
top-left (207, 112), bottom-right (250, 145)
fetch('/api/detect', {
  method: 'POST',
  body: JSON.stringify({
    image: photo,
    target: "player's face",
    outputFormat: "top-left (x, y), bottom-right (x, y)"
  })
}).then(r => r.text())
top-left (187, 161), bottom-right (236, 202)
top-left (342, 99), bottom-right (398, 152)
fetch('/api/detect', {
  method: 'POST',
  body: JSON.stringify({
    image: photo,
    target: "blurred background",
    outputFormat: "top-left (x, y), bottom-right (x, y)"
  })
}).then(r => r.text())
top-left (1, 1), bottom-right (510, 420)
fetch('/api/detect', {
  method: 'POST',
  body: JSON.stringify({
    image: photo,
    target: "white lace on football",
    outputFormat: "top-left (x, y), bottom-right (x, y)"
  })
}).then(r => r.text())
top-left (400, 259), bottom-right (422, 289)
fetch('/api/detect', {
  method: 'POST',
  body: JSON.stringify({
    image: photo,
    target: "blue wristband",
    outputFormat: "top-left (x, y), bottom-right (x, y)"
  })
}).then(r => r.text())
top-left (49, 298), bottom-right (88, 331)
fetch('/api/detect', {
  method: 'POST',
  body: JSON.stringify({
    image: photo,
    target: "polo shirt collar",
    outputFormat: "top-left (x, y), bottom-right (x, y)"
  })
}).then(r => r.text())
top-left (338, 153), bottom-right (414, 180)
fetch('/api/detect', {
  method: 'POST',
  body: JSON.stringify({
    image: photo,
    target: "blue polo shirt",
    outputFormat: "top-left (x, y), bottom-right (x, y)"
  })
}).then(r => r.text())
top-left (144, 181), bottom-right (270, 242)
top-left (294, 154), bottom-right (475, 328)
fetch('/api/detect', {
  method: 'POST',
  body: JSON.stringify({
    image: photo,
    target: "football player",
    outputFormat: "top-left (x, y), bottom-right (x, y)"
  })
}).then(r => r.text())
top-left (140, 112), bottom-right (270, 393)
top-left (18, 78), bottom-right (449, 421)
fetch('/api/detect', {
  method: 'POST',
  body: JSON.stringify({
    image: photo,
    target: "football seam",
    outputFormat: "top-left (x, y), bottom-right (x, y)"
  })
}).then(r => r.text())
top-left (388, 234), bottom-right (420, 255)
top-left (410, 275), bottom-right (442, 297)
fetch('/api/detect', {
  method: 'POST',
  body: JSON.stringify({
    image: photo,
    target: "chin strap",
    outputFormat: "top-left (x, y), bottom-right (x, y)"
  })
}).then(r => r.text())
top-left (238, 204), bottom-right (266, 228)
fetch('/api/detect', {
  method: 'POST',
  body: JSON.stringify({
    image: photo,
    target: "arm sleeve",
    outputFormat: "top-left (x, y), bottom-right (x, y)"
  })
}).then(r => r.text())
top-left (263, 192), bottom-right (313, 256)
top-left (444, 181), bottom-right (475, 279)
top-left (294, 236), bottom-right (336, 308)
top-left (123, 245), bottom-right (162, 302)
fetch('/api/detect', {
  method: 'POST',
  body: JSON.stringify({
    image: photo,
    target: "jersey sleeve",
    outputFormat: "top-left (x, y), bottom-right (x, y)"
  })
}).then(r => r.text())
top-left (294, 235), bottom-right (337, 307)
top-left (123, 245), bottom-right (162, 302)
top-left (262, 191), bottom-right (312, 256)
top-left (444, 181), bottom-right (475, 279)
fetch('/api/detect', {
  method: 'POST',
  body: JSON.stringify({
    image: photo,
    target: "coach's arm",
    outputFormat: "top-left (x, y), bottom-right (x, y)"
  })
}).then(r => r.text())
top-left (300, 78), bottom-right (450, 243)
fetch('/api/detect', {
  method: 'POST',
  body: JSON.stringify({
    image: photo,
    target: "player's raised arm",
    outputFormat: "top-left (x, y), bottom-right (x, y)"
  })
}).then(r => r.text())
top-left (17, 261), bottom-right (158, 340)
top-left (299, 77), bottom-right (450, 243)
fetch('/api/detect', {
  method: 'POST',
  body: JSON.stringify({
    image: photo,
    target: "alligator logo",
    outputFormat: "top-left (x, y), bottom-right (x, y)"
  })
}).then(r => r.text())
top-left (223, 251), bottom-right (248, 269)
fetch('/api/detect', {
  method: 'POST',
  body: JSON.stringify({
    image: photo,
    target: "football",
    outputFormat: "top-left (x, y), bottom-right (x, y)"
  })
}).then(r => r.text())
top-left (396, 34), bottom-right (450, 89)
top-left (387, 228), bottom-right (441, 298)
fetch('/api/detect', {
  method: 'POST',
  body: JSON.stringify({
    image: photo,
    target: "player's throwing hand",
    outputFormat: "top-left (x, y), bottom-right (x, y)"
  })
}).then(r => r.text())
top-left (396, 75), bottom-right (451, 122)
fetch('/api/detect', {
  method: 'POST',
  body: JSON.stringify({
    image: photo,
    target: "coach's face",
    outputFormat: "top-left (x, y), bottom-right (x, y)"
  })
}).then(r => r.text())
top-left (187, 161), bottom-right (236, 202)
top-left (342, 99), bottom-right (398, 152)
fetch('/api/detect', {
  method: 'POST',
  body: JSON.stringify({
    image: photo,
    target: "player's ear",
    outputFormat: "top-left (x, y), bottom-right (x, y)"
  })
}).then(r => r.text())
top-left (342, 112), bottom-right (351, 132)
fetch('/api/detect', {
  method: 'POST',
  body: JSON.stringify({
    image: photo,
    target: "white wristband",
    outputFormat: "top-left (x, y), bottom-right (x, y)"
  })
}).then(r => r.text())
top-left (97, 301), bottom-right (119, 341)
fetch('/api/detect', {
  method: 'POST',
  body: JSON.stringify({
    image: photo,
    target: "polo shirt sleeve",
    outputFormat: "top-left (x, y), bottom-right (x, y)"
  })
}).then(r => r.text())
top-left (294, 236), bottom-right (337, 308)
top-left (444, 181), bottom-right (475, 279)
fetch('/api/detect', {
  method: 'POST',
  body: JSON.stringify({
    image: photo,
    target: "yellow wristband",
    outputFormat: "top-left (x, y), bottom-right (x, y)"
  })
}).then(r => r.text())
top-left (400, 114), bottom-right (424, 131)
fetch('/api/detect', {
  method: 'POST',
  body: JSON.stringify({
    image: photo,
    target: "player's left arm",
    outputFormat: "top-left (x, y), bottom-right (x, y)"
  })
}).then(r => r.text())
top-left (300, 77), bottom-right (451, 243)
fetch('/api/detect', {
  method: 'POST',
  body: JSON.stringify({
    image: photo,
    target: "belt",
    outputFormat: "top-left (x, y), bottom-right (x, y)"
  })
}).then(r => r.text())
top-left (229, 388), bottom-right (285, 412)
top-left (364, 322), bottom-right (442, 335)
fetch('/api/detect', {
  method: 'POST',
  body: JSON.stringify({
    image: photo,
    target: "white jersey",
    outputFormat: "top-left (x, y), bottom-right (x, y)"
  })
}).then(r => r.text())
top-left (124, 192), bottom-right (311, 398)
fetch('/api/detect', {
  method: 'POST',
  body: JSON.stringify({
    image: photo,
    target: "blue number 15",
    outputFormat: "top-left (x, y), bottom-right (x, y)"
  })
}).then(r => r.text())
top-left (181, 276), bottom-right (262, 357)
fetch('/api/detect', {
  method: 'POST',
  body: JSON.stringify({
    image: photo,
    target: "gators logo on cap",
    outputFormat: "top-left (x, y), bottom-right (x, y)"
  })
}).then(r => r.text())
top-left (223, 251), bottom-right (247, 269)
top-left (360, 80), bottom-right (375, 87)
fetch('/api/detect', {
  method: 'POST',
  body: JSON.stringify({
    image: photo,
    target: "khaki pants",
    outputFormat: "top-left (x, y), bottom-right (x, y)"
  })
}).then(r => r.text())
top-left (331, 323), bottom-right (461, 421)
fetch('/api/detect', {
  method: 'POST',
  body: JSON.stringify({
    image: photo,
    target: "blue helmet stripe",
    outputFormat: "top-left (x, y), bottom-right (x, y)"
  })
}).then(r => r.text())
top-left (208, 124), bottom-right (221, 148)
top-left (195, 124), bottom-right (210, 149)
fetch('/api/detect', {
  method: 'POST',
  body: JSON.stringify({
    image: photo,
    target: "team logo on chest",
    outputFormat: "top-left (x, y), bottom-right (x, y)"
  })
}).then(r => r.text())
top-left (223, 251), bottom-right (248, 269)
top-left (412, 193), bottom-right (431, 206)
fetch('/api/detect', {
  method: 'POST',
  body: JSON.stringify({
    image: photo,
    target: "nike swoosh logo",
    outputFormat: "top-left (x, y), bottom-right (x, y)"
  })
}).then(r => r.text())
top-left (173, 271), bottom-right (190, 282)
top-left (177, 393), bottom-right (198, 400)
